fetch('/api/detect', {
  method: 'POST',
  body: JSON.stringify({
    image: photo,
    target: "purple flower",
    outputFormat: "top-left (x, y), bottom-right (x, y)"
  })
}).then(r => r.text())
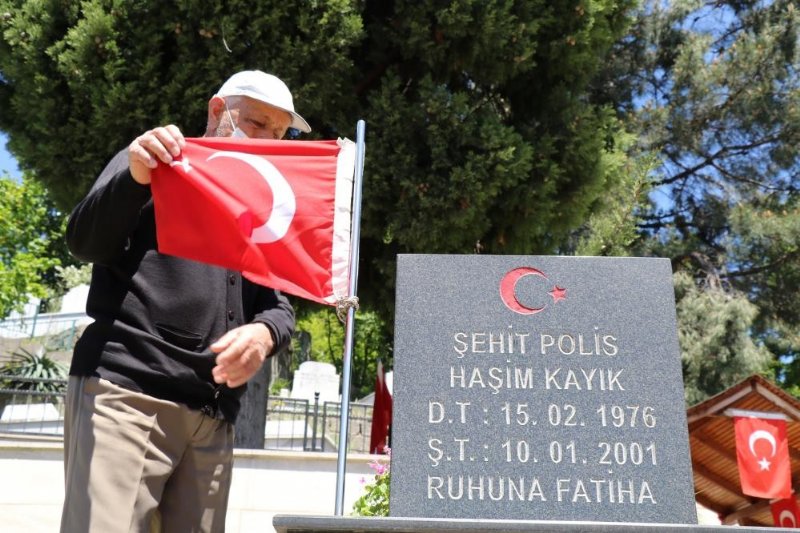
top-left (368, 459), bottom-right (390, 476)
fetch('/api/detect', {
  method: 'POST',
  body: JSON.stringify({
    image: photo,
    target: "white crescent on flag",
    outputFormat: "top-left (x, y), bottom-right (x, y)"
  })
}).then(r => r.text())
top-left (779, 509), bottom-right (798, 527)
top-left (152, 136), bottom-right (357, 305)
top-left (207, 150), bottom-right (297, 243)
top-left (749, 429), bottom-right (778, 457)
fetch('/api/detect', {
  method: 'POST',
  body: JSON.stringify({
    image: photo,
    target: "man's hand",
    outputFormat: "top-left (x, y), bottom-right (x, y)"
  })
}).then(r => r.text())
top-left (211, 323), bottom-right (275, 388)
top-left (128, 125), bottom-right (186, 185)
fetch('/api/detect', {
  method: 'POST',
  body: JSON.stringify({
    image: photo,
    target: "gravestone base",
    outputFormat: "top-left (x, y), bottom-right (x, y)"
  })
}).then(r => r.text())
top-left (272, 515), bottom-right (781, 532)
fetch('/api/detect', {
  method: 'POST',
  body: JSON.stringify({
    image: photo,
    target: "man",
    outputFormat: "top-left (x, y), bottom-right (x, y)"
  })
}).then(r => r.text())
top-left (61, 71), bottom-right (309, 532)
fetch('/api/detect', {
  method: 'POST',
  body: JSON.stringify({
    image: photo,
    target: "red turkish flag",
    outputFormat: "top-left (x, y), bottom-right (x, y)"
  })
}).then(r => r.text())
top-left (369, 360), bottom-right (392, 454)
top-left (771, 497), bottom-right (800, 528)
top-left (151, 137), bottom-right (356, 305)
top-left (734, 416), bottom-right (792, 499)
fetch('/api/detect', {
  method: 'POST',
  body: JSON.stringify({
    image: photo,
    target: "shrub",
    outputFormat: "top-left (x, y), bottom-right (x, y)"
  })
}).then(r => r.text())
top-left (352, 449), bottom-right (390, 517)
top-left (0, 347), bottom-right (67, 393)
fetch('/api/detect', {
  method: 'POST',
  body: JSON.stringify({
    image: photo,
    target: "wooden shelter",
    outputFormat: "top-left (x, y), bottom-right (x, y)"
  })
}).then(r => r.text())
top-left (688, 374), bottom-right (800, 527)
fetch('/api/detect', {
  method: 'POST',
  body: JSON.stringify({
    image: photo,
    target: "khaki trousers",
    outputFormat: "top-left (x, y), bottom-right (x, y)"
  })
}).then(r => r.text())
top-left (60, 376), bottom-right (234, 533)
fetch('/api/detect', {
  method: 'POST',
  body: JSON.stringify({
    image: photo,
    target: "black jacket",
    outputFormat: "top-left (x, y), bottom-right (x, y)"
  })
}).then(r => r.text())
top-left (66, 149), bottom-right (295, 422)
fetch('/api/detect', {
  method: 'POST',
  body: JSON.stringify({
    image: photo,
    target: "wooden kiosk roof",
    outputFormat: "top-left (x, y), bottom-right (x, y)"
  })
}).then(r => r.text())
top-left (687, 374), bottom-right (800, 527)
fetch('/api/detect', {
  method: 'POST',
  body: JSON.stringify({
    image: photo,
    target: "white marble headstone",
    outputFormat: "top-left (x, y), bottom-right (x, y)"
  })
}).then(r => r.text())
top-left (290, 361), bottom-right (340, 403)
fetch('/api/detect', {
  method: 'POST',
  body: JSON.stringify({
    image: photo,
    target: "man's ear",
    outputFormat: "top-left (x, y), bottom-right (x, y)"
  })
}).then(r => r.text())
top-left (206, 96), bottom-right (226, 130)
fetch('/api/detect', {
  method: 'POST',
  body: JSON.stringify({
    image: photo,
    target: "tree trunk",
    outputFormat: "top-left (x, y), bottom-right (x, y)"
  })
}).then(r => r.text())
top-left (233, 354), bottom-right (272, 449)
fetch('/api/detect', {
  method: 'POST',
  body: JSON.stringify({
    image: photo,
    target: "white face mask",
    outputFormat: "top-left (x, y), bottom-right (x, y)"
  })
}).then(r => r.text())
top-left (225, 102), bottom-right (249, 138)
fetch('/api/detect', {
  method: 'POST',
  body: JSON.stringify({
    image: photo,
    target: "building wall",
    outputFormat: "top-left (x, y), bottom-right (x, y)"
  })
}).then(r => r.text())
top-left (0, 439), bottom-right (378, 533)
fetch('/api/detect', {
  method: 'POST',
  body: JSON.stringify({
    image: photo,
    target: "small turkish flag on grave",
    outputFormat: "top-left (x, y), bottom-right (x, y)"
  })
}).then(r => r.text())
top-left (370, 360), bottom-right (392, 454)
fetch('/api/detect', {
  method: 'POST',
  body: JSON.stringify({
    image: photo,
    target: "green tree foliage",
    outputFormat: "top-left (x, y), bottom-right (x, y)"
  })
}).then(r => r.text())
top-left (727, 199), bottom-right (800, 388)
top-left (0, 0), bottom-right (637, 319)
top-left (572, 134), bottom-right (656, 257)
top-left (674, 271), bottom-right (772, 405)
top-left (55, 263), bottom-right (92, 289)
top-left (0, 176), bottom-right (67, 317)
top-left (293, 307), bottom-right (390, 400)
top-left (617, 1), bottom-right (800, 400)
top-left (0, 0), bottom-right (364, 210)
top-left (357, 0), bottom-right (636, 313)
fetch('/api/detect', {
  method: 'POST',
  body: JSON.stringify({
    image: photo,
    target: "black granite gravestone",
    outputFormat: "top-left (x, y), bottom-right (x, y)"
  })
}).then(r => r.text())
top-left (389, 255), bottom-right (696, 524)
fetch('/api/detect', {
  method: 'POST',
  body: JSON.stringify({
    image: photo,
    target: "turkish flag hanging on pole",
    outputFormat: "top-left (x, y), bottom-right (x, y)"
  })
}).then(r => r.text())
top-left (370, 360), bottom-right (392, 454)
top-left (151, 137), bottom-right (356, 305)
top-left (771, 496), bottom-right (800, 528)
top-left (733, 415), bottom-right (792, 499)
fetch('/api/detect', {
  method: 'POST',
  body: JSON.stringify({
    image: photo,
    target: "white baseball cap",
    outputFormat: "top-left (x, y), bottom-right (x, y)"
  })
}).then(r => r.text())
top-left (216, 70), bottom-right (311, 133)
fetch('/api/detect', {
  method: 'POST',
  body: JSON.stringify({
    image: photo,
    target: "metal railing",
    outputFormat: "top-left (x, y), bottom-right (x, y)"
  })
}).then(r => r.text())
top-left (319, 400), bottom-right (373, 454)
top-left (0, 377), bottom-right (376, 453)
top-left (0, 377), bottom-right (67, 436)
top-left (0, 312), bottom-right (92, 344)
top-left (262, 394), bottom-right (374, 453)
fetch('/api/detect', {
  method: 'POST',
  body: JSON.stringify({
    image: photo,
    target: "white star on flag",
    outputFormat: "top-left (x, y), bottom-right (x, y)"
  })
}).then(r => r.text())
top-left (169, 157), bottom-right (192, 173)
top-left (732, 411), bottom-right (792, 499)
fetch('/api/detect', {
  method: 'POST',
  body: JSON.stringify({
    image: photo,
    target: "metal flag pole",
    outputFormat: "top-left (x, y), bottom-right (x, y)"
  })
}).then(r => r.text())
top-left (334, 119), bottom-right (366, 515)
